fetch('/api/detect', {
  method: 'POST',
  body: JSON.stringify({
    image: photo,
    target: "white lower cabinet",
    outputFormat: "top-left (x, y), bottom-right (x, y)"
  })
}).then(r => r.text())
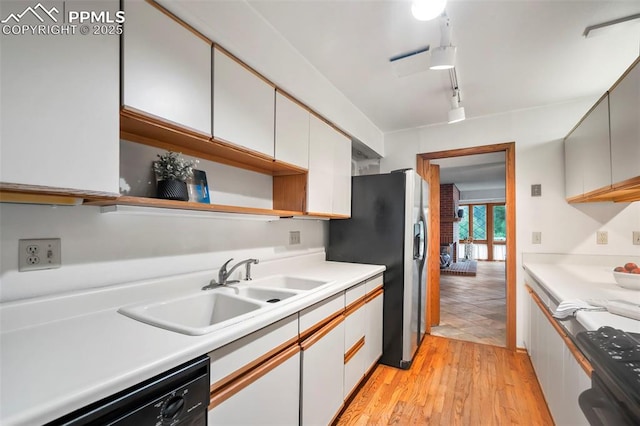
top-left (300, 317), bottom-right (345, 426)
top-left (364, 276), bottom-right (384, 372)
top-left (204, 277), bottom-right (384, 426)
top-left (299, 293), bottom-right (346, 426)
top-left (525, 285), bottom-right (590, 426)
top-left (207, 315), bottom-right (299, 425)
top-left (208, 348), bottom-right (300, 425)
top-left (344, 283), bottom-right (367, 399)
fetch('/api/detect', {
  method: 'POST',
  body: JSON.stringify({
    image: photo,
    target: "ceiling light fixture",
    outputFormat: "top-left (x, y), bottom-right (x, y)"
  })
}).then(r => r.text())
top-left (447, 68), bottom-right (465, 124)
top-left (430, 14), bottom-right (456, 70)
top-left (448, 91), bottom-right (465, 123)
top-left (411, 0), bottom-right (447, 22)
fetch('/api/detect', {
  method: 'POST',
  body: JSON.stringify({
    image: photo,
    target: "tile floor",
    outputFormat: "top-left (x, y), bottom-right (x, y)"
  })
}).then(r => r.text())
top-left (430, 261), bottom-right (506, 347)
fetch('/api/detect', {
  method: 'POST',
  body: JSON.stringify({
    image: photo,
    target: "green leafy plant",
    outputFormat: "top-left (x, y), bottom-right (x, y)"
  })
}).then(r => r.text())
top-left (152, 151), bottom-right (197, 182)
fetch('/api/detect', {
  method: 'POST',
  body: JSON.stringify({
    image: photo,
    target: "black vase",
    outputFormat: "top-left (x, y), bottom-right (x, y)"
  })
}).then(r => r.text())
top-left (157, 179), bottom-right (189, 201)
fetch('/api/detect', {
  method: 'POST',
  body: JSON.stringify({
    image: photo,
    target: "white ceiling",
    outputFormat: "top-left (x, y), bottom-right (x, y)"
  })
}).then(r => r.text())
top-left (433, 152), bottom-right (505, 190)
top-left (248, 0), bottom-right (640, 132)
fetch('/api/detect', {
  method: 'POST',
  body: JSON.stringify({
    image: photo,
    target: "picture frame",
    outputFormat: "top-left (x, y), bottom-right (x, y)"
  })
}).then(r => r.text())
top-left (187, 169), bottom-right (210, 203)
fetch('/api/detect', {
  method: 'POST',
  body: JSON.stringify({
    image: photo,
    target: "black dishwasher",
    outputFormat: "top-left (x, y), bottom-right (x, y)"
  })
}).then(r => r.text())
top-left (46, 355), bottom-right (210, 426)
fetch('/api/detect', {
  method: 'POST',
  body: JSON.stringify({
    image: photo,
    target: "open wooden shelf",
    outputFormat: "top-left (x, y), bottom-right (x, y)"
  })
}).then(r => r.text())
top-left (84, 196), bottom-right (306, 217)
top-left (120, 106), bottom-right (307, 177)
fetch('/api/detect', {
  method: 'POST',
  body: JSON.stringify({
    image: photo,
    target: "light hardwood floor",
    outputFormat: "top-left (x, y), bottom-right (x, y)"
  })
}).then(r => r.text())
top-left (335, 335), bottom-right (553, 425)
top-left (432, 261), bottom-right (506, 347)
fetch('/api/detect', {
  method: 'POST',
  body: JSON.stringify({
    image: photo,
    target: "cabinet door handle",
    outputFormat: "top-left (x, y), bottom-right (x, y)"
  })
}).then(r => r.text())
top-left (300, 314), bottom-right (345, 351)
top-left (344, 337), bottom-right (365, 364)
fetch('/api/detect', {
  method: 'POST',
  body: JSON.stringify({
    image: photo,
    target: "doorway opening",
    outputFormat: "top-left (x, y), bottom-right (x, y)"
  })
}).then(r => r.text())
top-left (417, 142), bottom-right (516, 351)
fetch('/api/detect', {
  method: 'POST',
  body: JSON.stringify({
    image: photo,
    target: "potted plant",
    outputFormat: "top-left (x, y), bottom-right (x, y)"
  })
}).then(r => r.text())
top-left (152, 151), bottom-right (197, 201)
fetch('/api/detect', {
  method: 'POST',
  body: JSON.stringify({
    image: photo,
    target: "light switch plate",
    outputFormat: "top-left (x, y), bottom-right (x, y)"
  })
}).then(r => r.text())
top-left (633, 231), bottom-right (640, 245)
top-left (532, 232), bottom-right (542, 244)
top-left (19, 238), bottom-right (61, 271)
top-left (531, 184), bottom-right (542, 197)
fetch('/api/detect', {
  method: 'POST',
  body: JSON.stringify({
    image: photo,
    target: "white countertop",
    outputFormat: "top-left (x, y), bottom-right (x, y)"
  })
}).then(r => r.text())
top-left (0, 253), bottom-right (384, 425)
top-left (523, 256), bottom-right (640, 334)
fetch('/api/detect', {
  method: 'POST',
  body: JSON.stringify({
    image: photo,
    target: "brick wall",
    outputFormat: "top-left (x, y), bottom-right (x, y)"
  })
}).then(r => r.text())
top-left (440, 184), bottom-right (460, 261)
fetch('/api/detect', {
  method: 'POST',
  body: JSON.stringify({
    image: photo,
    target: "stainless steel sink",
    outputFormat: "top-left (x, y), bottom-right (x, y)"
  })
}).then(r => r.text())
top-left (119, 292), bottom-right (264, 336)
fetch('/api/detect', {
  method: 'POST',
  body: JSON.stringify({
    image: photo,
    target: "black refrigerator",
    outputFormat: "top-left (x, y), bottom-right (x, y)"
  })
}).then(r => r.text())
top-left (327, 169), bottom-right (428, 369)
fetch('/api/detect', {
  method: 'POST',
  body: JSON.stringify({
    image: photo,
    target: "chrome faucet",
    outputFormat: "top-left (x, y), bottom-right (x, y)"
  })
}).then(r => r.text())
top-left (203, 258), bottom-right (259, 290)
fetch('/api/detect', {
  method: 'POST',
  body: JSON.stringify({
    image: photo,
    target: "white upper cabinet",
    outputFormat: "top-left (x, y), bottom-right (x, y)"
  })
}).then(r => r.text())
top-left (0, 0), bottom-right (119, 194)
top-left (564, 131), bottom-right (583, 199)
top-left (213, 47), bottom-right (275, 157)
top-left (332, 131), bottom-right (352, 217)
top-left (609, 59), bottom-right (640, 186)
top-left (581, 95), bottom-right (611, 194)
top-left (275, 92), bottom-right (310, 169)
top-left (307, 115), bottom-right (352, 216)
top-left (122, 0), bottom-right (211, 135)
top-left (564, 94), bottom-right (610, 198)
top-left (308, 115), bottom-right (336, 214)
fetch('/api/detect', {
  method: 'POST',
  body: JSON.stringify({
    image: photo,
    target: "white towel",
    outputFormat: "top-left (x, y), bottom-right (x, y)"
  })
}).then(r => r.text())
top-left (552, 299), bottom-right (607, 319)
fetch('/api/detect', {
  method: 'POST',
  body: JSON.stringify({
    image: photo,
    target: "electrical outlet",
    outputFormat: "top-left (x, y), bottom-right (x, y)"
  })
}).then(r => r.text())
top-left (19, 238), bottom-right (61, 272)
top-left (633, 231), bottom-right (640, 245)
top-left (289, 231), bottom-right (301, 245)
top-left (532, 232), bottom-right (542, 244)
top-left (596, 231), bottom-right (608, 245)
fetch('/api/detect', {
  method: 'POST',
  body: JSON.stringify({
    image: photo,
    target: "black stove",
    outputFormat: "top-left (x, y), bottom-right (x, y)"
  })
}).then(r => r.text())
top-left (576, 326), bottom-right (640, 426)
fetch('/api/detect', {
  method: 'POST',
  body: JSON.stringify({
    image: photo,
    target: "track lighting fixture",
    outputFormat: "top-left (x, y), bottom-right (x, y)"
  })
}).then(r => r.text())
top-left (447, 68), bottom-right (465, 124)
top-left (430, 14), bottom-right (456, 70)
top-left (448, 90), bottom-right (465, 124)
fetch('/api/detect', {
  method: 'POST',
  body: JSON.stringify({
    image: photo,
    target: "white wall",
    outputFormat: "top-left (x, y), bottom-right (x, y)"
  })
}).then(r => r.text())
top-left (156, 0), bottom-right (384, 156)
top-left (0, 203), bottom-right (327, 302)
top-left (381, 98), bottom-right (640, 347)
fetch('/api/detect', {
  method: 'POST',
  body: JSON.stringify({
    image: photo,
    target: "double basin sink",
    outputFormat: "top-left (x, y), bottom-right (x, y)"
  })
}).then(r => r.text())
top-left (118, 276), bottom-right (328, 336)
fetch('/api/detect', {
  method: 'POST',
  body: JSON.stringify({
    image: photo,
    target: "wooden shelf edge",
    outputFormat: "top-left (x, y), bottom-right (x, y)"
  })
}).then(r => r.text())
top-left (120, 106), bottom-right (306, 177)
top-left (567, 181), bottom-right (640, 204)
top-left (306, 212), bottom-right (351, 220)
top-left (0, 182), bottom-right (119, 205)
top-left (84, 196), bottom-right (305, 217)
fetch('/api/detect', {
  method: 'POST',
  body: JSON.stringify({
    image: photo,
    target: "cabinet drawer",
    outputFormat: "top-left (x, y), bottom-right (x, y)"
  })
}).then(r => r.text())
top-left (345, 282), bottom-right (366, 306)
top-left (365, 274), bottom-right (383, 295)
top-left (344, 302), bottom-right (366, 350)
top-left (299, 293), bottom-right (344, 339)
top-left (208, 314), bottom-right (298, 389)
top-left (344, 337), bottom-right (366, 399)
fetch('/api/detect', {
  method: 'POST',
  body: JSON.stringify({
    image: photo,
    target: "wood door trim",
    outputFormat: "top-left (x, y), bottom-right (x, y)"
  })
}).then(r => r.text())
top-left (300, 314), bottom-right (344, 351)
top-left (344, 337), bottom-right (366, 364)
top-left (526, 285), bottom-right (593, 377)
top-left (427, 164), bottom-right (440, 328)
top-left (208, 343), bottom-right (300, 410)
top-left (419, 141), bottom-right (516, 351)
top-left (418, 143), bottom-right (515, 160)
